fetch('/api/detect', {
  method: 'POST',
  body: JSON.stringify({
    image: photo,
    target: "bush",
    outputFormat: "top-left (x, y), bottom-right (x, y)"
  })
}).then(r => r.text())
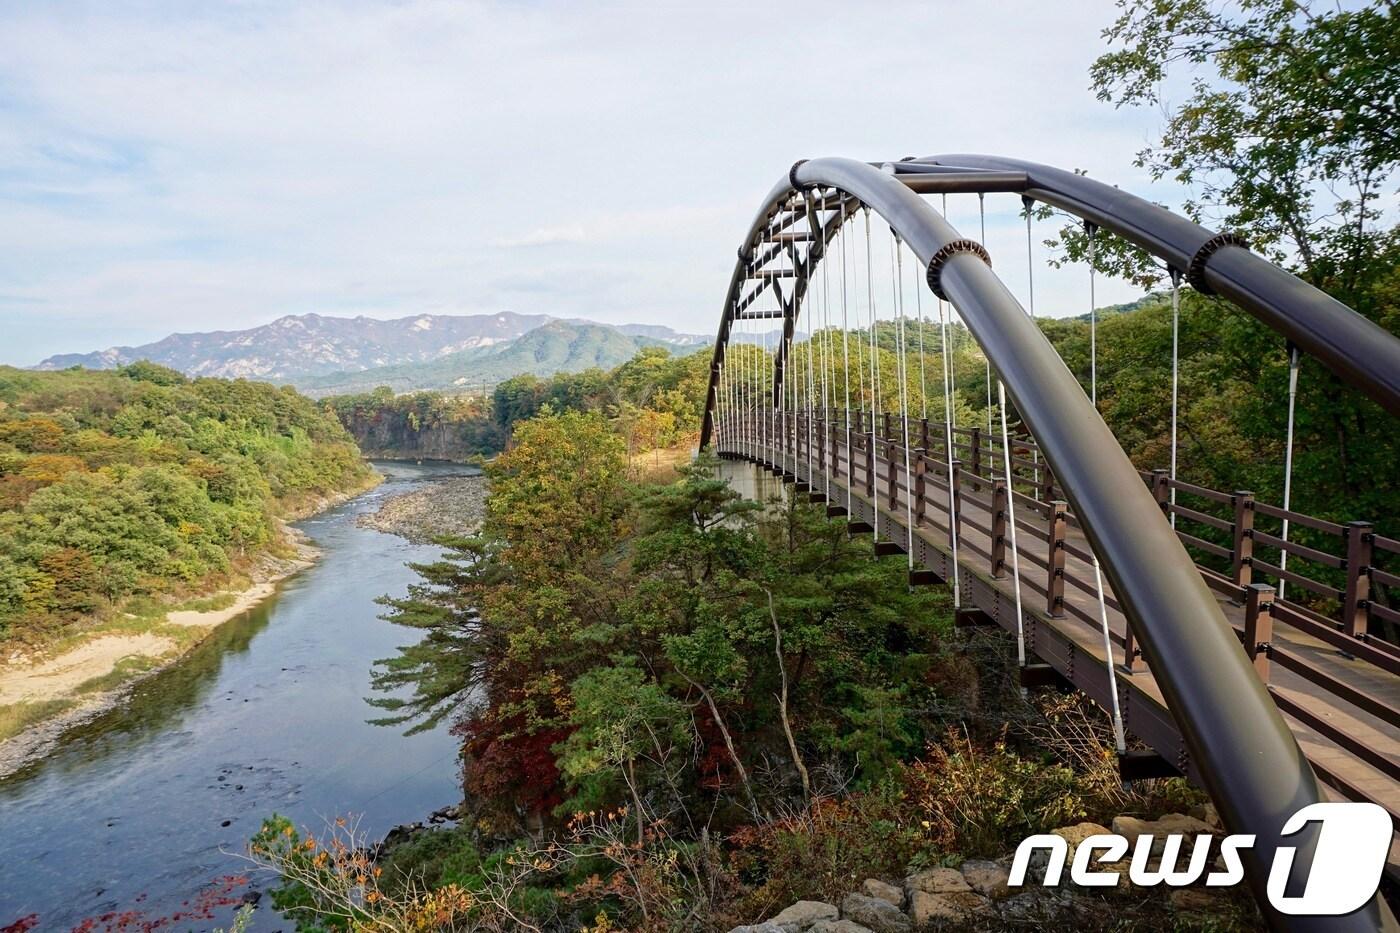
top-left (907, 728), bottom-right (1089, 857)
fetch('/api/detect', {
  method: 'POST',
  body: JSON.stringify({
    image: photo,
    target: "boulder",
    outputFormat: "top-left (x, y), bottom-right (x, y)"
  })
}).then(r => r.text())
top-left (959, 859), bottom-right (1011, 899)
top-left (1018, 822), bottom-right (1110, 885)
top-left (810, 922), bottom-right (875, 933)
top-left (1156, 812), bottom-right (1217, 837)
top-left (908, 890), bottom-right (991, 923)
top-left (1052, 821), bottom-right (1112, 853)
top-left (728, 925), bottom-right (787, 933)
top-left (1112, 813), bottom-right (1215, 861)
top-left (904, 866), bottom-right (971, 896)
top-left (860, 879), bottom-right (904, 909)
top-left (770, 901), bottom-right (839, 929)
top-left (839, 893), bottom-right (912, 933)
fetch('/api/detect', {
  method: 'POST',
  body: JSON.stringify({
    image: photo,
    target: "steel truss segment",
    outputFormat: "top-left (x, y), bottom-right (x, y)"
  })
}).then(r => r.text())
top-left (701, 155), bottom-right (1397, 932)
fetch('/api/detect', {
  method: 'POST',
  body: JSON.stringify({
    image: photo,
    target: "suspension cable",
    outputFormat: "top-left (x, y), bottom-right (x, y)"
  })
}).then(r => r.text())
top-left (894, 233), bottom-right (915, 571)
top-left (1088, 222), bottom-right (1099, 407)
top-left (1279, 344), bottom-right (1301, 603)
top-left (998, 380), bottom-right (1026, 666)
top-left (864, 207), bottom-right (881, 541)
top-left (980, 193), bottom-right (993, 437)
top-left (817, 193), bottom-right (828, 504)
top-left (1023, 196), bottom-right (1036, 317)
top-left (1084, 228), bottom-right (1127, 750)
top-left (940, 193), bottom-right (958, 440)
top-left (936, 253), bottom-right (962, 610)
top-left (1095, 555), bottom-right (1128, 754)
top-left (839, 206), bottom-right (853, 511)
top-left (1169, 268), bottom-right (1182, 529)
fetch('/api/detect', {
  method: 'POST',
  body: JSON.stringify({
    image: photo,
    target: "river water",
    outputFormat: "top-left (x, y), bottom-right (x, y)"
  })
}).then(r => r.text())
top-left (0, 461), bottom-right (470, 931)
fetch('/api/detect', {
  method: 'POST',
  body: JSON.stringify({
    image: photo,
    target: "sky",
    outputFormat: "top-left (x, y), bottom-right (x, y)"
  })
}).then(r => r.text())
top-left (0, 0), bottom-right (1186, 366)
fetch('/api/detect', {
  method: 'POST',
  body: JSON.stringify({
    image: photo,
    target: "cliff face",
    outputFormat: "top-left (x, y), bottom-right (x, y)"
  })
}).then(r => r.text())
top-left (339, 407), bottom-right (502, 461)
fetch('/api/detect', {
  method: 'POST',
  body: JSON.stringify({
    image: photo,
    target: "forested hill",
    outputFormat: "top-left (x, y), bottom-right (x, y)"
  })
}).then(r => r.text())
top-left (302, 319), bottom-right (704, 396)
top-left (324, 344), bottom-right (712, 461)
top-left (0, 363), bottom-right (373, 647)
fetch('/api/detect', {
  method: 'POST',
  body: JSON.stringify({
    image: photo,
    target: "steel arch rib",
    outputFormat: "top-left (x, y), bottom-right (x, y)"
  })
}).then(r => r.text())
top-left (701, 156), bottom-right (1396, 932)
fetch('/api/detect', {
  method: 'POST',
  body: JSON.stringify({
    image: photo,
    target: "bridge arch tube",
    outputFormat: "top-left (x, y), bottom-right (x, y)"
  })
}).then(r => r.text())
top-left (704, 156), bottom-right (1388, 931)
top-left (920, 154), bottom-right (1400, 418)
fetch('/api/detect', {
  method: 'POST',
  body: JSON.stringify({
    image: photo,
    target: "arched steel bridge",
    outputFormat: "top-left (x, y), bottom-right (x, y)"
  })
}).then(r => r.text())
top-left (699, 155), bottom-right (1400, 931)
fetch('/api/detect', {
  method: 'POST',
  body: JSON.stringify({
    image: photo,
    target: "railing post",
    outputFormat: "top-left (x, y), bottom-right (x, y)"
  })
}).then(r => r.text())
top-left (1047, 500), bottom-right (1067, 618)
top-left (1152, 469), bottom-right (1170, 516)
top-left (991, 480), bottom-right (1008, 578)
top-left (1243, 583), bottom-right (1275, 682)
top-left (1040, 457), bottom-right (1055, 504)
top-left (913, 455), bottom-right (927, 526)
top-left (882, 411), bottom-right (891, 441)
top-left (1121, 624), bottom-right (1140, 674)
top-left (969, 427), bottom-right (982, 491)
top-left (866, 432), bottom-right (876, 498)
top-left (887, 448), bottom-right (898, 510)
top-left (1343, 521), bottom-right (1373, 639)
top-left (949, 460), bottom-right (963, 549)
top-left (920, 417), bottom-right (930, 452)
top-left (1232, 490), bottom-right (1255, 588)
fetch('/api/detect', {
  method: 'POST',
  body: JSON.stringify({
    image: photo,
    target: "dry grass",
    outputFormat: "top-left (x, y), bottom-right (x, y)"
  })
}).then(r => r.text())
top-left (0, 698), bottom-right (77, 742)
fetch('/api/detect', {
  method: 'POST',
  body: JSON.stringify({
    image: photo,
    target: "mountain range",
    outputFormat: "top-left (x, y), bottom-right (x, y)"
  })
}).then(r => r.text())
top-left (34, 312), bottom-right (709, 396)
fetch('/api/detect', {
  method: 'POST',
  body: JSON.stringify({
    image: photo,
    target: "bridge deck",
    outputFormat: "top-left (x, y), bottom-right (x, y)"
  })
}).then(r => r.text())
top-left (717, 415), bottom-right (1400, 866)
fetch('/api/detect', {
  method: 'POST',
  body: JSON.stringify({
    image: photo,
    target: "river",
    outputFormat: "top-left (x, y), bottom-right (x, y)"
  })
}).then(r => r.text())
top-left (0, 461), bottom-right (471, 931)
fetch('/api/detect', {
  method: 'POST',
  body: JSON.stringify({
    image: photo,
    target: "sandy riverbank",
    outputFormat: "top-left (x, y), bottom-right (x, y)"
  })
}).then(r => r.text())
top-left (0, 490), bottom-right (352, 780)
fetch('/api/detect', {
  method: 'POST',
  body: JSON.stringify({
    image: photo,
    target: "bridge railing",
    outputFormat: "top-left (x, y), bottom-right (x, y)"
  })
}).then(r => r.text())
top-left (838, 411), bottom-right (1399, 650)
top-left (730, 407), bottom-right (1400, 815)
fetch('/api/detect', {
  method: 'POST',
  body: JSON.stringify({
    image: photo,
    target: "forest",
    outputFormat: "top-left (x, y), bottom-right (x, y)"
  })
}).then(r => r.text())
top-left (0, 362), bottom-right (372, 647)
top-left (324, 345), bottom-right (712, 463)
top-left (246, 0), bottom-right (1399, 928)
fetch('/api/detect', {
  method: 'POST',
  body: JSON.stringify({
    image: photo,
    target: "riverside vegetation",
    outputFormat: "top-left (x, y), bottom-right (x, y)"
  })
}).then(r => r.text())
top-left (0, 362), bottom-right (373, 741)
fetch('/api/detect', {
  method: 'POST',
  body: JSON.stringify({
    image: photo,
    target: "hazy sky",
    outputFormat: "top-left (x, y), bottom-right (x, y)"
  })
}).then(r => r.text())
top-left (0, 0), bottom-right (1185, 366)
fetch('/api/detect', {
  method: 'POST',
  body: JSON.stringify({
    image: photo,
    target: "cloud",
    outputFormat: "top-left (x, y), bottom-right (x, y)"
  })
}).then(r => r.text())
top-left (491, 225), bottom-right (589, 249)
top-left (0, 0), bottom-right (1183, 365)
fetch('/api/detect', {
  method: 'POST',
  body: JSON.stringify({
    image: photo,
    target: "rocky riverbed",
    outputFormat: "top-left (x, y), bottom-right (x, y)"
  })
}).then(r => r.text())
top-left (356, 473), bottom-right (488, 543)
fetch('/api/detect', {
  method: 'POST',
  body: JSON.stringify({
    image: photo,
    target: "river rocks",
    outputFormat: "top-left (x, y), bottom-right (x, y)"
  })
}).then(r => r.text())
top-left (1112, 812), bottom-right (1217, 860)
top-left (357, 474), bottom-right (486, 543)
top-left (958, 859), bottom-right (1011, 899)
top-left (909, 889), bottom-right (991, 923)
top-left (904, 866), bottom-right (970, 897)
top-left (860, 878), bottom-right (903, 908)
top-left (728, 805), bottom-right (1246, 933)
top-left (839, 893), bottom-right (911, 932)
top-left (769, 900), bottom-right (839, 928)
top-left (428, 803), bottom-right (461, 824)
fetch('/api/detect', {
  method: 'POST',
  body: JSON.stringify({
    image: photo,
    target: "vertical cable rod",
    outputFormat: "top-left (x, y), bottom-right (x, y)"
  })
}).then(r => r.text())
top-left (894, 233), bottom-right (915, 570)
top-left (936, 253), bottom-right (962, 610)
top-left (1169, 268), bottom-right (1182, 529)
top-left (839, 209), bottom-right (853, 506)
top-left (1279, 344), bottom-right (1301, 603)
top-left (864, 207), bottom-right (881, 540)
top-left (998, 380), bottom-right (1026, 666)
